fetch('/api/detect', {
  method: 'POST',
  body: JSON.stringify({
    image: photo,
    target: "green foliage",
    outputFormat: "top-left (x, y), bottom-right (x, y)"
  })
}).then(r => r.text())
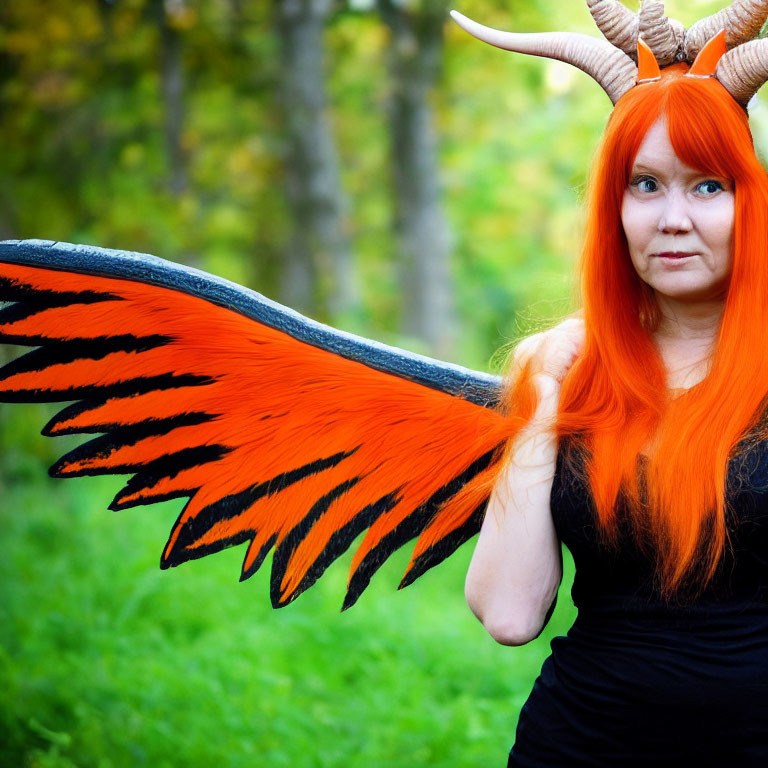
top-left (0, 0), bottom-right (594, 364)
top-left (0, 465), bottom-right (577, 767)
top-left (0, 0), bottom-right (753, 365)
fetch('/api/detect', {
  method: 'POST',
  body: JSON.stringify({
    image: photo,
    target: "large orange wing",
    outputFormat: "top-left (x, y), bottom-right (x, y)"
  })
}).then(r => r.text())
top-left (0, 240), bottom-right (508, 609)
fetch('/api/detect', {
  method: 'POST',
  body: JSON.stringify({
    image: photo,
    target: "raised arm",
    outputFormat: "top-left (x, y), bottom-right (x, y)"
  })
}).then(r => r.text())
top-left (465, 319), bottom-right (584, 645)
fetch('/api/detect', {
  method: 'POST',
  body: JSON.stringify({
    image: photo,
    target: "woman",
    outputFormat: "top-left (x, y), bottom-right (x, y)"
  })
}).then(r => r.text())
top-left (1, 2), bottom-right (767, 763)
top-left (459, 2), bottom-right (768, 765)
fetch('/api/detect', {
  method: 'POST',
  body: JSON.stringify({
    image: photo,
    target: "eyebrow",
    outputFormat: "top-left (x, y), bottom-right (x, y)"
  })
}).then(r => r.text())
top-left (629, 163), bottom-right (727, 181)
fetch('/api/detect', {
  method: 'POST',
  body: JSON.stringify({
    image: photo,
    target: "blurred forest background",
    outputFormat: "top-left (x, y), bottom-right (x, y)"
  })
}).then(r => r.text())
top-left (1, 1), bottom-right (766, 766)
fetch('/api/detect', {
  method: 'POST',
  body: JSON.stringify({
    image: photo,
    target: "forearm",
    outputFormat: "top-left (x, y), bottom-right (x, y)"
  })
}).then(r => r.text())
top-left (465, 374), bottom-right (563, 645)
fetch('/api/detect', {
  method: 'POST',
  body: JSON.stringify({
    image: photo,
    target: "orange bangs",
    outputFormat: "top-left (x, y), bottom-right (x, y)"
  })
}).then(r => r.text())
top-left (554, 68), bottom-right (768, 597)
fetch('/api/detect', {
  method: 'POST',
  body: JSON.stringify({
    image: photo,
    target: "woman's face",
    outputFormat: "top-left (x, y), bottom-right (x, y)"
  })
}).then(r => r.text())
top-left (620, 118), bottom-right (735, 306)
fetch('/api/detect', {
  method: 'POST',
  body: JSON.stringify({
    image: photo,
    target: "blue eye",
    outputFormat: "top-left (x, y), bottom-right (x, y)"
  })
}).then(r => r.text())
top-left (696, 180), bottom-right (724, 195)
top-left (630, 176), bottom-right (658, 193)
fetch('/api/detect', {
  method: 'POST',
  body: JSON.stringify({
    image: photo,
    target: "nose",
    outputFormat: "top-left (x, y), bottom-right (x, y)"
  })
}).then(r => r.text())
top-left (658, 189), bottom-right (693, 234)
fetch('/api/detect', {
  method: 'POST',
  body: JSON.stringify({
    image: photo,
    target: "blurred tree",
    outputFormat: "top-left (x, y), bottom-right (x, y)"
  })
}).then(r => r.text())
top-left (1, 0), bottom-right (721, 361)
top-left (377, 0), bottom-right (455, 357)
top-left (274, 0), bottom-right (360, 318)
top-left (153, 0), bottom-right (189, 198)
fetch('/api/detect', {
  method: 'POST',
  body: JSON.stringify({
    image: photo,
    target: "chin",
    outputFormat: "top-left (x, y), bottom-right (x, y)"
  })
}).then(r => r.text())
top-left (651, 283), bottom-right (729, 304)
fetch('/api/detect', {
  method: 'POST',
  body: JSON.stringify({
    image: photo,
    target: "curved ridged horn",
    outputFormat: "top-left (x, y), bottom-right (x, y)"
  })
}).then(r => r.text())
top-left (638, 1), bottom-right (684, 66)
top-left (450, 10), bottom-right (637, 104)
top-left (586, 0), bottom-right (638, 59)
top-left (716, 37), bottom-right (768, 105)
top-left (685, 1), bottom-right (768, 60)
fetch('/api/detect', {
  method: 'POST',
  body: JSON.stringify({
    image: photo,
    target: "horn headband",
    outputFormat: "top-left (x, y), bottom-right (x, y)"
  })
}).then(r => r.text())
top-left (451, 1), bottom-right (768, 107)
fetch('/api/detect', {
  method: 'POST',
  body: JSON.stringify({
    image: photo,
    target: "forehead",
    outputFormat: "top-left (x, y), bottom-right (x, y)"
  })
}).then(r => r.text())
top-left (632, 118), bottom-right (700, 175)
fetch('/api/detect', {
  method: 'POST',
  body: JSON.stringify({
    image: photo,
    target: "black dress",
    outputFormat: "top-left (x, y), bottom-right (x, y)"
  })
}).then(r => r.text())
top-left (507, 440), bottom-right (768, 767)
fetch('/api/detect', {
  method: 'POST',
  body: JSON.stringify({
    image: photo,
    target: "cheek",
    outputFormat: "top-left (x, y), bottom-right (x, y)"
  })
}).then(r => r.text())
top-left (620, 195), bottom-right (634, 248)
top-left (723, 208), bottom-right (735, 251)
top-left (708, 199), bottom-right (735, 262)
top-left (620, 196), bottom-right (649, 256)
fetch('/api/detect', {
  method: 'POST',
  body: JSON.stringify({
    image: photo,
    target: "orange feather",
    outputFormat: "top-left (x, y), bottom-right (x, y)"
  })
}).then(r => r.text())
top-left (0, 260), bottom-right (510, 609)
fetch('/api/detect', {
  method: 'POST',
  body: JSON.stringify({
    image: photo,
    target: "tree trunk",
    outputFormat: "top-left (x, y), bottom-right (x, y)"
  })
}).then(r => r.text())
top-left (154, 0), bottom-right (188, 197)
top-left (378, 0), bottom-right (455, 357)
top-left (0, 213), bottom-right (15, 240)
top-left (274, 0), bottom-right (358, 319)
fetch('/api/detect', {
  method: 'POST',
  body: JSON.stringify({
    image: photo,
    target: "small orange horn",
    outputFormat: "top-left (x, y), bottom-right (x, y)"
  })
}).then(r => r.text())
top-left (688, 29), bottom-right (727, 77)
top-left (636, 38), bottom-right (661, 83)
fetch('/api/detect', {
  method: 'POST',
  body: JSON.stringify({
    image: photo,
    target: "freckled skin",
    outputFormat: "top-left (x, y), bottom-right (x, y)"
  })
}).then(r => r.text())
top-left (621, 118), bottom-right (735, 308)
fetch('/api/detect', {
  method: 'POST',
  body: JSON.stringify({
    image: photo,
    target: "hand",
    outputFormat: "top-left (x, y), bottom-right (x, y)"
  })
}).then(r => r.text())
top-left (513, 317), bottom-right (585, 387)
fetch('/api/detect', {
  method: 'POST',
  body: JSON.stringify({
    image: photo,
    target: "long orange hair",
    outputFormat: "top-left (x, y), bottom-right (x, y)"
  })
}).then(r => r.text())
top-left (553, 66), bottom-right (768, 595)
top-left (441, 67), bottom-right (768, 597)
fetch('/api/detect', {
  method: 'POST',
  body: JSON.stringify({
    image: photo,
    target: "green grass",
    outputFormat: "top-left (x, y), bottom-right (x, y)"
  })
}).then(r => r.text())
top-left (0, 425), bottom-right (576, 768)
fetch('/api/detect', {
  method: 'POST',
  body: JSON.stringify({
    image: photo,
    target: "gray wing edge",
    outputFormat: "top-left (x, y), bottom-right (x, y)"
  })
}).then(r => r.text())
top-left (0, 239), bottom-right (502, 408)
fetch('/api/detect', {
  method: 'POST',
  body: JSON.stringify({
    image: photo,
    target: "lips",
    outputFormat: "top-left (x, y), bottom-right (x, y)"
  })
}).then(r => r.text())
top-left (653, 251), bottom-right (696, 260)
